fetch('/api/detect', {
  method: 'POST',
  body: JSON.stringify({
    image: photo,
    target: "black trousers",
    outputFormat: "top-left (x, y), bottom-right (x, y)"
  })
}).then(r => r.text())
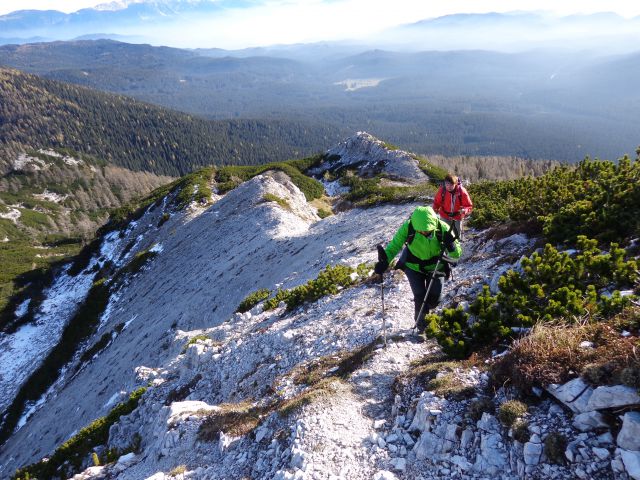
top-left (405, 267), bottom-right (444, 332)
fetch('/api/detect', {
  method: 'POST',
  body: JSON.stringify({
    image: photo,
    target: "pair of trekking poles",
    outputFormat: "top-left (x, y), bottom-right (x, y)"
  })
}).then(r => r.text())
top-left (376, 222), bottom-right (460, 347)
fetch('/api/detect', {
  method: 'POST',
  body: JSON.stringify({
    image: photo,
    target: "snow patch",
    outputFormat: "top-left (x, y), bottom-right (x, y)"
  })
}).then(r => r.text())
top-left (123, 314), bottom-right (139, 330)
top-left (14, 299), bottom-right (31, 319)
top-left (148, 243), bottom-right (164, 254)
top-left (0, 264), bottom-right (98, 414)
top-left (322, 179), bottom-right (349, 197)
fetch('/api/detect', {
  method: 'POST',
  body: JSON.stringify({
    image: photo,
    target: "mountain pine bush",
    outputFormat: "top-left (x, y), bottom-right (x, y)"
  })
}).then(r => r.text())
top-left (468, 156), bottom-right (640, 246)
top-left (426, 238), bottom-right (638, 359)
top-left (263, 263), bottom-right (369, 312)
top-left (426, 155), bottom-right (640, 359)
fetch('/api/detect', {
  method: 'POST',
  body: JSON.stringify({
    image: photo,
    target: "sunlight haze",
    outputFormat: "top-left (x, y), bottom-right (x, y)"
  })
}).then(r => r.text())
top-left (1, 0), bottom-right (640, 50)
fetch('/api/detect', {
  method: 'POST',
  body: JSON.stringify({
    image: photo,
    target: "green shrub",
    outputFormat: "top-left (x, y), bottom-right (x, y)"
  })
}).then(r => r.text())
top-left (236, 288), bottom-right (271, 313)
top-left (175, 167), bottom-right (214, 208)
top-left (498, 400), bottom-right (528, 427)
top-left (317, 208), bottom-right (332, 219)
top-left (158, 212), bottom-right (170, 227)
top-left (262, 193), bottom-right (289, 210)
top-left (425, 238), bottom-right (638, 358)
top-left (181, 335), bottom-right (210, 353)
top-left (17, 208), bottom-right (52, 230)
top-left (263, 263), bottom-right (365, 312)
top-left (468, 157), bottom-right (640, 246)
top-left (213, 160), bottom-right (325, 202)
top-left (120, 248), bottom-right (158, 276)
top-left (13, 388), bottom-right (146, 479)
top-left (416, 156), bottom-right (449, 181)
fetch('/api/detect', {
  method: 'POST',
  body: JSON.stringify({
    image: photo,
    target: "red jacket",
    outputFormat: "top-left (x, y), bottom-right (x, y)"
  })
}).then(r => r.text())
top-left (433, 184), bottom-right (473, 221)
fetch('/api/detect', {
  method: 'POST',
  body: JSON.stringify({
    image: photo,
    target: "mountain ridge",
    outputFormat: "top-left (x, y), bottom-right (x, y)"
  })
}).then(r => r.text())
top-left (1, 134), bottom-right (638, 480)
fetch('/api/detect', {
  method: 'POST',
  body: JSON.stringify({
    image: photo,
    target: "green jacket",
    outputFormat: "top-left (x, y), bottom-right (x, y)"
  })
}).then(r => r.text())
top-left (384, 206), bottom-right (462, 274)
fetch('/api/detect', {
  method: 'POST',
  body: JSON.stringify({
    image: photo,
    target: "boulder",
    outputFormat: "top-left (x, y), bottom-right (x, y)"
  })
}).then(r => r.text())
top-left (617, 412), bottom-right (640, 451)
top-left (621, 449), bottom-right (640, 480)
top-left (572, 411), bottom-right (608, 432)
top-left (586, 386), bottom-right (640, 411)
top-left (523, 441), bottom-right (543, 465)
top-left (545, 378), bottom-right (593, 413)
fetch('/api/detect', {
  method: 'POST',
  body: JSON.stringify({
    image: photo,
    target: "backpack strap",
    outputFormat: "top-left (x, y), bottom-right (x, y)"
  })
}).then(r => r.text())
top-left (406, 218), bottom-right (416, 244)
top-left (402, 218), bottom-right (451, 279)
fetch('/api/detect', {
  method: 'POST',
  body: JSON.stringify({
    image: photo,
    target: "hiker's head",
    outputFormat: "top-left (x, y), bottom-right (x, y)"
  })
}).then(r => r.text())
top-left (411, 206), bottom-right (439, 233)
top-left (444, 174), bottom-right (458, 191)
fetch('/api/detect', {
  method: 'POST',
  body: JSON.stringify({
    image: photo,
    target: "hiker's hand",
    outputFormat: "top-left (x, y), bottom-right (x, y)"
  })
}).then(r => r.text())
top-left (375, 244), bottom-right (389, 274)
top-left (374, 258), bottom-right (388, 275)
top-left (443, 229), bottom-right (456, 252)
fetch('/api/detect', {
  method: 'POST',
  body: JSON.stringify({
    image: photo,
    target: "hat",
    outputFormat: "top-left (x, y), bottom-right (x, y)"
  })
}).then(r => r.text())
top-left (410, 206), bottom-right (438, 232)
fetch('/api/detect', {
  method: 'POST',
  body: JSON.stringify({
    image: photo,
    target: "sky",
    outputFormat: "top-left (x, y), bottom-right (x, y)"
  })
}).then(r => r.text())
top-left (1, 0), bottom-right (639, 49)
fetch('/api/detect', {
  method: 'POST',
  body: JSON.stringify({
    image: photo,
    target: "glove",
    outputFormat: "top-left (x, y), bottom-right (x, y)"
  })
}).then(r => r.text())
top-left (443, 229), bottom-right (456, 252)
top-left (375, 245), bottom-right (389, 275)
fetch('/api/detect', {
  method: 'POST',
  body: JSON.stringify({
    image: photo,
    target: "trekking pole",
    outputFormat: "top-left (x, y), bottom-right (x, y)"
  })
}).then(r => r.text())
top-left (377, 245), bottom-right (388, 348)
top-left (412, 223), bottom-right (460, 332)
top-left (380, 274), bottom-right (388, 348)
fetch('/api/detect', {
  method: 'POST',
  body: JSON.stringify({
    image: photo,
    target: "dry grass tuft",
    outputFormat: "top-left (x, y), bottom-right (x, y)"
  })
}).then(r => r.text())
top-left (395, 355), bottom-right (481, 400)
top-left (491, 309), bottom-right (640, 391)
top-left (498, 400), bottom-right (528, 427)
top-left (197, 401), bottom-right (266, 441)
top-left (278, 378), bottom-right (345, 417)
top-left (291, 340), bottom-right (379, 386)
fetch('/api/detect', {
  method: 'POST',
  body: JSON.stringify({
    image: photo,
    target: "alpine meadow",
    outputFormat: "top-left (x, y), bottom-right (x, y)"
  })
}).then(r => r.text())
top-left (0, 2), bottom-right (639, 480)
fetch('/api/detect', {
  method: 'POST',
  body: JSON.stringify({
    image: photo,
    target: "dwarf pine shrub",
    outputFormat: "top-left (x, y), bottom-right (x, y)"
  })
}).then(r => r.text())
top-left (262, 193), bottom-right (290, 210)
top-left (236, 288), bottom-right (271, 313)
top-left (544, 431), bottom-right (568, 464)
top-left (13, 388), bottom-right (146, 480)
top-left (425, 237), bottom-right (638, 359)
top-left (468, 156), bottom-right (640, 246)
top-left (263, 263), bottom-right (367, 312)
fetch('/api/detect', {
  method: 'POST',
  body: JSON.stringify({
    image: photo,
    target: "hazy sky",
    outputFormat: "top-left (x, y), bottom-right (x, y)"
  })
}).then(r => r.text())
top-left (2, 0), bottom-right (640, 49)
top-left (2, 0), bottom-right (640, 17)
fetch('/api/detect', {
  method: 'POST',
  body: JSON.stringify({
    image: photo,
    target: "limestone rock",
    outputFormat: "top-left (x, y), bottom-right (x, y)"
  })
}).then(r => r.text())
top-left (545, 378), bottom-right (593, 413)
top-left (617, 412), bottom-right (640, 451)
top-left (621, 449), bottom-right (640, 480)
top-left (572, 411), bottom-right (608, 432)
top-left (587, 385), bottom-right (640, 411)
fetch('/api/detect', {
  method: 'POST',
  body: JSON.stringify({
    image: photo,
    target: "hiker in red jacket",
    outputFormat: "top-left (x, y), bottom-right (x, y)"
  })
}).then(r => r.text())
top-left (433, 173), bottom-right (473, 239)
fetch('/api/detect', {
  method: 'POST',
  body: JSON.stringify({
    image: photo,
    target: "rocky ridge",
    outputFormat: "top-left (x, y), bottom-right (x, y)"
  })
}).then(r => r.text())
top-left (309, 131), bottom-right (429, 185)
top-left (1, 135), bottom-right (639, 480)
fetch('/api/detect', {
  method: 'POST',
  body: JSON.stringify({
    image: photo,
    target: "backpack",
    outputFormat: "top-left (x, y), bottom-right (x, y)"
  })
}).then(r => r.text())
top-left (396, 218), bottom-right (453, 279)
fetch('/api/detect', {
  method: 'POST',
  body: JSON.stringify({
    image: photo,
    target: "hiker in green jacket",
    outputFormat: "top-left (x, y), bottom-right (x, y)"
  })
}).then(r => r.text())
top-left (374, 206), bottom-right (462, 338)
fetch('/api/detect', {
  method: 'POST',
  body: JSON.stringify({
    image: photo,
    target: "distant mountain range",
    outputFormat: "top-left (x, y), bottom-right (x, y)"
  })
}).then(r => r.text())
top-left (1, 40), bottom-right (638, 162)
top-left (1, 6), bottom-right (640, 53)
